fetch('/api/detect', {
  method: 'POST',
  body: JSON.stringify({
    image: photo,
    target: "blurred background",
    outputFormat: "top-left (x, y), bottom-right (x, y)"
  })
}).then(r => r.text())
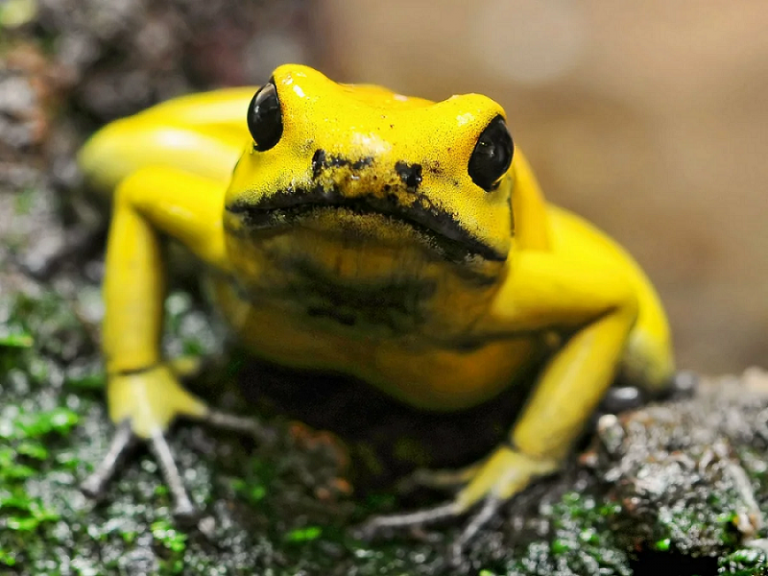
top-left (1, 0), bottom-right (766, 374)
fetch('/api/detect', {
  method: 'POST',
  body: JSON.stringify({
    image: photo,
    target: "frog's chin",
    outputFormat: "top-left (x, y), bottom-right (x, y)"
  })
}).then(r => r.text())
top-left (227, 200), bottom-right (507, 266)
top-left (255, 211), bottom-right (507, 289)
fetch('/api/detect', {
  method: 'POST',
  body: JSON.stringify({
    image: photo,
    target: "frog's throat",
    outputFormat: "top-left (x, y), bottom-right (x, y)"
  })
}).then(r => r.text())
top-left (225, 189), bottom-right (507, 264)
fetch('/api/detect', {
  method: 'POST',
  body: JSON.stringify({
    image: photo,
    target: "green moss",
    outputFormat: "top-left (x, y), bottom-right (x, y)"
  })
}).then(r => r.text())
top-left (0, 406), bottom-right (72, 548)
top-left (0, 330), bottom-right (33, 348)
top-left (285, 526), bottom-right (323, 543)
top-left (152, 520), bottom-right (188, 554)
top-left (231, 478), bottom-right (267, 504)
top-left (718, 547), bottom-right (768, 575)
top-left (492, 490), bottom-right (631, 576)
top-left (653, 538), bottom-right (671, 552)
top-left (13, 187), bottom-right (37, 216)
top-left (0, 547), bottom-right (17, 567)
top-left (64, 369), bottom-right (105, 391)
top-left (0, 406), bottom-right (78, 539)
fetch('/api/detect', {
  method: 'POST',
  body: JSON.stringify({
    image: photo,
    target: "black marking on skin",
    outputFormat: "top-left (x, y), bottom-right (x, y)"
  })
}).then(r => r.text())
top-left (508, 190), bottom-right (515, 237)
top-left (110, 363), bottom-right (160, 377)
top-left (226, 187), bottom-right (506, 263)
top-left (311, 149), bottom-right (374, 179)
top-left (394, 161), bottom-right (423, 192)
top-left (224, 268), bottom-right (550, 347)
top-left (229, 257), bottom-right (438, 333)
top-left (292, 258), bottom-right (437, 332)
top-left (307, 307), bottom-right (357, 326)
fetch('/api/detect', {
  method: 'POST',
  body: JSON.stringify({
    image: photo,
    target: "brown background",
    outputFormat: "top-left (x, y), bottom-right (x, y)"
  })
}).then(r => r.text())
top-left (302, 0), bottom-right (768, 374)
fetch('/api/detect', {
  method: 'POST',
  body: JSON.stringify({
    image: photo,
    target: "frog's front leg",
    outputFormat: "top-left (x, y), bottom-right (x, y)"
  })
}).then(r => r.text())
top-left (358, 252), bottom-right (639, 549)
top-left (81, 166), bottom-right (261, 517)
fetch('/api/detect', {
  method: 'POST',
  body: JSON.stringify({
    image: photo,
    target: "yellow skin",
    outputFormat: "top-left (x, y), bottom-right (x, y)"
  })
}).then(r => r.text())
top-left (78, 64), bottom-right (673, 533)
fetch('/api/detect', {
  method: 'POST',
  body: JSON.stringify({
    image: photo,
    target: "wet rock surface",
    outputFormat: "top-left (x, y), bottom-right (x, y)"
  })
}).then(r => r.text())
top-left (593, 370), bottom-right (768, 558)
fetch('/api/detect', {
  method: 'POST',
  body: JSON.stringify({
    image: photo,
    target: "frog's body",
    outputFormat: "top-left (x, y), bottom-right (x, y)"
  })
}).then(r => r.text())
top-left (78, 64), bottom-right (673, 529)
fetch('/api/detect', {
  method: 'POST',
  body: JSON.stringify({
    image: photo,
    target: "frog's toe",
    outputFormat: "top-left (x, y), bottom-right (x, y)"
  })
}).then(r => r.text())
top-left (353, 495), bottom-right (505, 568)
top-left (203, 408), bottom-right (277, 445)
top-left (83, 409), bottom-right (273, 520)
top-left (81, 420), bottom-right (136, 499)
top-left (353, 501), bottom-right (460, 541)
top-left (154, 409), bottom-right (275, 518)
top-left (450, 495), bottom-right (504, 561)
top-left (396, 462), bottom-right (481, 494)
top-left (148, 427), bottom-right (197, 521)
top-left (80, 420), bottom-right (197, 520)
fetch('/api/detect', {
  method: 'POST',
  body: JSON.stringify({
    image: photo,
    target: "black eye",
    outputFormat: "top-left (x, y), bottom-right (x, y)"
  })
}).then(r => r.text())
top-left (468, 116), bottom-right (514, 192)
top-left (247, 80), bottom-right (283, 151)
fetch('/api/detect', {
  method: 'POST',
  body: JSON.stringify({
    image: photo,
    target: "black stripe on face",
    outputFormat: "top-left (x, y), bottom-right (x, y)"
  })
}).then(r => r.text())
top-left (226, 188), bottom-right (506, 264)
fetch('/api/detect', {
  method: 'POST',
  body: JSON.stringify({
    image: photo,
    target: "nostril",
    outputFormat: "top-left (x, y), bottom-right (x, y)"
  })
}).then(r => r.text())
top-left (311, 149), bottom-right (375, 180)
top-left (311, 149), bottom-right (328, 179)
top-left (394, 161), bottom-right (423, 192)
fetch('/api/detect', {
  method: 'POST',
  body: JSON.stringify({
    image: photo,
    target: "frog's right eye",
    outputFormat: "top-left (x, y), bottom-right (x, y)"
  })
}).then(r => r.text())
top-left (247, 80), bottom-right (283, 151)
top-left (468, 116), bottom-right (514, 192)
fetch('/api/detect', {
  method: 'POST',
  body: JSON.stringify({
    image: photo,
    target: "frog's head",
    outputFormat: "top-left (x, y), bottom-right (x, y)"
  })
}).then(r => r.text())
top-left (224, 64), bottom-right (515, 292)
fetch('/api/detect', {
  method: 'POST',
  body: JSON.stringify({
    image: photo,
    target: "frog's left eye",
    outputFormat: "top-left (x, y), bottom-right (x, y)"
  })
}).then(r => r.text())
top-left (247, 80), bottom-right (283, 151)
top-left (468, 116), bottom-right (514, 192)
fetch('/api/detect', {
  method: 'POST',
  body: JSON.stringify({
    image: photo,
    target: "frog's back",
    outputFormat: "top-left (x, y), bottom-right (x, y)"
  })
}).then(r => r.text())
top-left (78, 88), bottom-right (257, 194)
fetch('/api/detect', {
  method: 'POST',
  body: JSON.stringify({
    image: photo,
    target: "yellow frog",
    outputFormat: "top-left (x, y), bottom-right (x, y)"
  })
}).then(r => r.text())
top-left (77, 64), bottom-right (673, 542)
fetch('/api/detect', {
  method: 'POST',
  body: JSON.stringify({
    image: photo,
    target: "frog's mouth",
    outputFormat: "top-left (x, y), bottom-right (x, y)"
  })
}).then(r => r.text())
top-left (225, 189), bottom-right (507, 263)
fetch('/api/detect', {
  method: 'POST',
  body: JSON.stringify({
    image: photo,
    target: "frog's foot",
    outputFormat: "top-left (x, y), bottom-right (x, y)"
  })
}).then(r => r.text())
top-left (355, 445), bottom-right (559, 557)
top-left (81, 365), bottom-right (271, 519)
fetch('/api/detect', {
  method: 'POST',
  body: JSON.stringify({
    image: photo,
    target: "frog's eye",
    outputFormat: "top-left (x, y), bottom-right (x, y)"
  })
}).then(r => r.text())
top-left (468, 116), bottom-right (514, 192)
top-left (247, 80), bottom-right (283, 151)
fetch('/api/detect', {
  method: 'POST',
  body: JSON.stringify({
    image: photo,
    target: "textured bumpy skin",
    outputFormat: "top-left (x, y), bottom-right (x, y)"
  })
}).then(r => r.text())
top-left (78, 64), bottom-right (674, 524)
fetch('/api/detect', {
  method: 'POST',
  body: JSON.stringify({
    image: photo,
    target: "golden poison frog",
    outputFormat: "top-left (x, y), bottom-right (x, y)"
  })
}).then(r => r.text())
top-left (77, 64), bottom-right (674, 544)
